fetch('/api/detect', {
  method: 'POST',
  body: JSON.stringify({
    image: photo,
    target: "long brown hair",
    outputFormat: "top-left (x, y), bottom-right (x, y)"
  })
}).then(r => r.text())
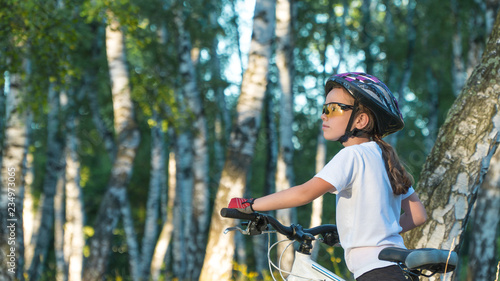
top-left (355, 104), bottom-right (414, 195)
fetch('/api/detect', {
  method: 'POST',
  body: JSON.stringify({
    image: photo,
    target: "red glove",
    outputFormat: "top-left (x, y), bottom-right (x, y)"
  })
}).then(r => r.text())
top-left (228, 198), bottom-right (256, 214)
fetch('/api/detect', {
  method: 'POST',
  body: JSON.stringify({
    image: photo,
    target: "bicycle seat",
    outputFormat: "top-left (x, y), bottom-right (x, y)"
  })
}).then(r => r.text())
top-left (378, 247), bottom-right (458, 273)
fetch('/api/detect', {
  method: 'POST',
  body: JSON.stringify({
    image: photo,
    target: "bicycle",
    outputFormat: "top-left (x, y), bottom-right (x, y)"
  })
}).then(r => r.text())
top-left (221, 208), bottom-right (459, 281)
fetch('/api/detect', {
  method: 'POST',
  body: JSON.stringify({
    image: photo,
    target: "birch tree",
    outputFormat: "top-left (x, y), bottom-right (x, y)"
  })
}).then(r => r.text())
top-left (150, 150), bottom-right (176, 281)
top-left (310, 128), bottom-right (326, 260)
top-left (139, 110), bottom-right (165, 280)
top-left (275, 0), bottom-right (295, 270)
top-left (82, 11), bottom-right (141, 281)
top-left (63, 90), bottom-right (85, 281)
top-left (404, 12), bottom-right (500, 280)
top-left (167, 4), bottom-right (210, 279)
top-left (28, 84), bottom-right (65, 281)
top-left (466, 4), bottom-right (500, 280)
top-left (200, 0), bottom-right (276, 279)
top-left (175, 8), bottom-right (210, 280)
top-left (0, 71), bottom-right (29, 281)
top-left (466, 150), bottom-right (500, 281)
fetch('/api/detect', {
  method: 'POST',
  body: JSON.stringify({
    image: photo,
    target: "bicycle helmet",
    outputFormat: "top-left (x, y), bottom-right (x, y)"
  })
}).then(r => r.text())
top-left (324, 72), bottom-right (404, 142)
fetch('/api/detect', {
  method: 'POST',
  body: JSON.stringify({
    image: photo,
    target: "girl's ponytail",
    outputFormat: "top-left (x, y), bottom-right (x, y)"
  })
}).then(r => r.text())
top-left (373, 136), bottom-right (413, 195)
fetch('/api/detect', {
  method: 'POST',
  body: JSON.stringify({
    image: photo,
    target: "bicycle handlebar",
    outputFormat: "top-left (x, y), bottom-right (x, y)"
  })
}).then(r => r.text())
top-left (220, 208), bottom-right (259, 220)
top-left (220, 208), bottom-right (339, 244)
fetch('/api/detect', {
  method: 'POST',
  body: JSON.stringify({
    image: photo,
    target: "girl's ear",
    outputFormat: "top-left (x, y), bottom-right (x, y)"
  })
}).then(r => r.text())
top-left (355, 112), bottom-right (370, 130)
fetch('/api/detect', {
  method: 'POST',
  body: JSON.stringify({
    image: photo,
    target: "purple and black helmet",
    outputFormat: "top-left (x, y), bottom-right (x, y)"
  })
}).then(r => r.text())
top-left (325, 72), bottom-right (404, 138)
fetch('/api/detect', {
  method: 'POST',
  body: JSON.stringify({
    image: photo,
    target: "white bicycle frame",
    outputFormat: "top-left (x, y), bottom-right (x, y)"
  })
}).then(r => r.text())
top-left (267, 236), bottom-right (345, 281)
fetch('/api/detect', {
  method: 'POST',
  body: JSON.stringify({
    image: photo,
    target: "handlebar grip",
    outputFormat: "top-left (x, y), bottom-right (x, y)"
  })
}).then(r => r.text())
top-left (220, 208), bottom-right (258, 220)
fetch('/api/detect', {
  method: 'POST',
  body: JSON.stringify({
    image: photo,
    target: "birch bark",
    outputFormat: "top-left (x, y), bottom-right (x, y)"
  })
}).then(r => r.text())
top-left (200, 0), bottom-right (276, 279)
top-left (63, 93), bottom-right (85, 281)
top-left (404, 12), bottom-right (500, 280)
top-left (82, 12), bottom-right (141, 281)
top-left (172, 8), bottom-right (210, 279)
top-left (0, 71), bottom-right (29, 281)
top-left (28, 84), bottom-right (65, 281)
top-left (466, 150), bottom-right (500, 281)
top-left (465, 4), bottom-right (500, 280)
top-left (310, 128), bottom-right (326, 260)
top-left (139, 110), bottom-right (165, 280)
top-left (275, 0), bottom-right (295, 270)
top-left (150, 151), bottom-right (176, 281)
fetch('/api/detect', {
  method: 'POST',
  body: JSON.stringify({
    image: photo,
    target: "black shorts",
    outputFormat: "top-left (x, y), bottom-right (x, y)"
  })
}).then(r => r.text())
top-left (356, 265), bottom-right (410, 281)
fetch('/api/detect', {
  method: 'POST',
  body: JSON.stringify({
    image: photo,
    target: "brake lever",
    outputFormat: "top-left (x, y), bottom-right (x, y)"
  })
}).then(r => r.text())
top-left (224, 226), bottom-right (251, 235)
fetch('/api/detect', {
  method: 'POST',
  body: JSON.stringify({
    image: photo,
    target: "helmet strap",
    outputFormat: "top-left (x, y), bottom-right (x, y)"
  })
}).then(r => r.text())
top-left (338, 101), bottom-right (359, 144)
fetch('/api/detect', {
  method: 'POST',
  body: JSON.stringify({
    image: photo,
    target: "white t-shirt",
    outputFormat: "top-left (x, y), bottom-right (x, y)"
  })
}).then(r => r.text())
top-left (315, 141), bottom-right (414, 278)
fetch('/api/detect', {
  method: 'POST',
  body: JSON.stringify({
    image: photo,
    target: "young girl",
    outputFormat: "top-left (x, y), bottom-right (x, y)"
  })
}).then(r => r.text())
top-left (228, 72), bottom-right (427, 281)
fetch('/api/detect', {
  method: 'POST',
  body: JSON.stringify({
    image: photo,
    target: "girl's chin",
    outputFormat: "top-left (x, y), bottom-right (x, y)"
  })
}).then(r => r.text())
top-left (323, 133), bottom-right (339, 142)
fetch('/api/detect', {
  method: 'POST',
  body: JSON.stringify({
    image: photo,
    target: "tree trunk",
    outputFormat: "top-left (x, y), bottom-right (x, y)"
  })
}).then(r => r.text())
top-left (466, 149), bottom-right (500, 281)
top-left (275, 0), bottom-right (295, 271)
top-left (173, 8), bottom-right (210, 279)
top-left (404, 12), bottom-right (500, 281)
top-left (139, 110), bottom-right (165, 280)
top-left (171, 129), bottom-right (192, 279)
top-left (150, 151), bottom-right (176, 281)
top-left (310, 127), bottom-right (326, 260)
top-left (253, 86), bottom-right (278, 276)
top-left (361, 0), bottom-right (374, 74)
top-left (54, 170), bottom-right (67, 281)
top-left (63, 93), bottom-right (85, 281)
top-left (451, 0), bottom-right (466, 97)
top-left (23, 151), bottom-right (35, 276)
top-left (200, 0), bottom-right (276, 279)
top-left (82, 11), bottom-right (141, 281)
top-left (28, 84), bottom-right (65, 281)
top-left (0, 71), bottom-right (29, 281)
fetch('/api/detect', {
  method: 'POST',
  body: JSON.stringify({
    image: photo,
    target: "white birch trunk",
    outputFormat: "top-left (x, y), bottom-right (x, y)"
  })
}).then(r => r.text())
top-left (139, 111), bottom-right (165, 279)
top-left (310, 127), bottom-right (326, 260)
top-left (170, 6), bottom-right (210, 279)
top-left (150, 151), bottom-right (176, 281)
top-left (171, 130), bottom-right (192, 279)
top-left (466, 150), bottom-right (500, 281)
top-left (23, 151), bottom-right (35, 271)
top-left (63, 102), bottom-right (84, 281)
top-left (0, 71), bottom-right (29, 281)
top-left (54, 172), bottom-right (67, 281)
top-left (465, 6), bottom-right (500, 280)
top-left (176, 12), bottom-right (210, 280)
top-left (29, 84), bottom-right (65, 281)
top-left (200, 0), bottom-right (276, 279)
top-left (275, 0), bottom-right (295, 271)
top-left (82, 11), bottom-right (141, 281)
top-left (405, 13), bottom-right (500, 281)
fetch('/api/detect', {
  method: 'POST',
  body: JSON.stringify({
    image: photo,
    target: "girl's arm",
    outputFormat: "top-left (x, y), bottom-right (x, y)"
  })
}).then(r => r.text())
top-left (400, 192), bottom-right (427, 233)
top-left (251, 177), bottom-right (335, 212)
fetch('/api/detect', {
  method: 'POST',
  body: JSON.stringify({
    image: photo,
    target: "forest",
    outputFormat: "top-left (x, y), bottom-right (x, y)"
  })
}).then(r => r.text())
top-left (0, 0), bottom-right (499, 280)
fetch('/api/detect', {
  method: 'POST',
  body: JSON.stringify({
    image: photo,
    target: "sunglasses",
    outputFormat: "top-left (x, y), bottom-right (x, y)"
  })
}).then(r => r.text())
top-left (322, 102), bottom-right (354, 117)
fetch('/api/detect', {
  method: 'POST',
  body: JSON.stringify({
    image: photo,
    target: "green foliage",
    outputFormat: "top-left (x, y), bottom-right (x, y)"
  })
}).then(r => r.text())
top-left (2, 0), bottom-right (496, 279)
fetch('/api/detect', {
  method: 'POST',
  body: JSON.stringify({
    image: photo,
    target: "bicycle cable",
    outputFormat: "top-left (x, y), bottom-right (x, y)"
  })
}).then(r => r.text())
top-left (266, 233), bottom-right (325, 281)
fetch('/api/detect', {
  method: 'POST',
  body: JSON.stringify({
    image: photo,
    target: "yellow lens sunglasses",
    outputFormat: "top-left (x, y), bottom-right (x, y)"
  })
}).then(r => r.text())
top-left (322, 102), bottom-right (354, 118)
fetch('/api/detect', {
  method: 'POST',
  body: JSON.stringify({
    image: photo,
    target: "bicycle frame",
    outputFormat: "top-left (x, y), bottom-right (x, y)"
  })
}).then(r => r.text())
top-left (288, 252), bottom-right (344, 281)
top-left (267, 235), bottom-right (345, 281)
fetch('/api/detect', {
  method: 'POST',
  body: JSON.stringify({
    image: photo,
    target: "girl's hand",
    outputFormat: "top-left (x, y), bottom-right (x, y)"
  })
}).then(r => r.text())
top-left (227, 198), bottom-right (256, 214)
